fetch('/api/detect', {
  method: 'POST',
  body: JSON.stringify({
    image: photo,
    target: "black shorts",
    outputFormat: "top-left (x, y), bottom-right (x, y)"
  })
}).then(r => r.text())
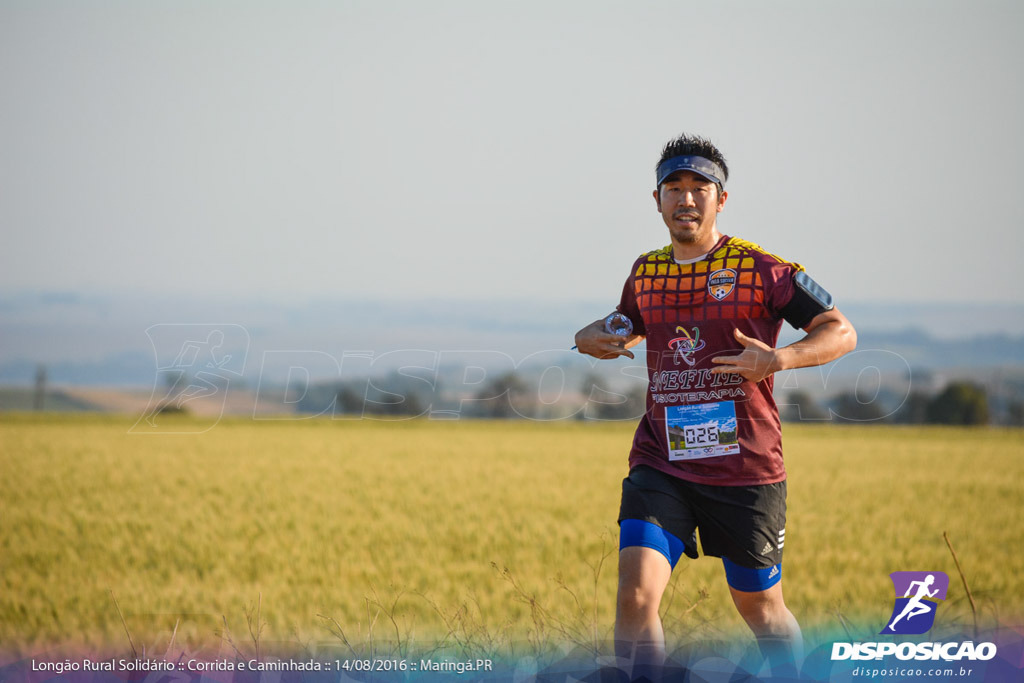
top-left (618, 465), bottom-right (787, 569)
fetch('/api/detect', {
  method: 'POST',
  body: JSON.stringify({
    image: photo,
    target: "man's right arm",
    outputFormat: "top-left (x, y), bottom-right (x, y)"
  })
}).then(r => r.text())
top-left (574, 315), bottom-right (644, 360)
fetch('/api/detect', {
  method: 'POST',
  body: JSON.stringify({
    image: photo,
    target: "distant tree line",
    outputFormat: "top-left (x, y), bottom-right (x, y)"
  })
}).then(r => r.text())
top-left (290, 369), bottom-right (648, 421)
top-left (289, 370), bottom-right (1020, 427)
top-left (294, 371), bottom-right (434, 418)
top-left (782, 381), bottom-right (1003, 426)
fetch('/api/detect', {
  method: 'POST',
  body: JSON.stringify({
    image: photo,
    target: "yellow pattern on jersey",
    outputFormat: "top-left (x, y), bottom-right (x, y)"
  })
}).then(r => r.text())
top-left (634, 238), bottom-right (803, 278)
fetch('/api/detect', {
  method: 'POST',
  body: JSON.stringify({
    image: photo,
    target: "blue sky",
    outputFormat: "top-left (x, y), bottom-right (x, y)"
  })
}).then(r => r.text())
top-left (3, 1), bottom-right (1023, 311)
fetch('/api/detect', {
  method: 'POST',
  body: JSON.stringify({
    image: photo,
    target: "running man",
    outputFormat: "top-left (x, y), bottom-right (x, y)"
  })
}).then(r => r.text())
top-left (574, 134), bottom-right (856, 678)
top-left (888, 574), bottom-right (940, 631)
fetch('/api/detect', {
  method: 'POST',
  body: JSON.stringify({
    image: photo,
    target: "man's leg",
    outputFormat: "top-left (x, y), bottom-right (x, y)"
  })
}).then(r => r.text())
top-left (615, 545), bottom-right (673, 678)
top-left (889, 602), bottom-right (917, 630)
top-left (615, 468), bottom-right (694, 678)
top-left (728, 579), bottom-right (803, 676)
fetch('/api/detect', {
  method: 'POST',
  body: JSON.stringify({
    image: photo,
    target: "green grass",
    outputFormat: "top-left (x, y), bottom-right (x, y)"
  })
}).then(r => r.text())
top-left (1, 414), bottom-right (1022, 657)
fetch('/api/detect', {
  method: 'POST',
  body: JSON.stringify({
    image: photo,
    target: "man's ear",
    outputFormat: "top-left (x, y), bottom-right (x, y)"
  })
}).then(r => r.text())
top-left (653, 187), bottom-right (662, 211)
top-left (717, 189), bottom-right (728, 212)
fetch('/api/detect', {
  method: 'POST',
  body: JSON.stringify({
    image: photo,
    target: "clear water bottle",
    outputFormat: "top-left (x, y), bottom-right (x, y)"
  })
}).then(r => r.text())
top-left (604, 312), bottom-right (634, 336)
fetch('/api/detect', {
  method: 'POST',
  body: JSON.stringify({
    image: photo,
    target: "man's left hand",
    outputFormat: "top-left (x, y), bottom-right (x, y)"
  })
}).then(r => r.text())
top-left (710, 329), bottom-right (780, 383)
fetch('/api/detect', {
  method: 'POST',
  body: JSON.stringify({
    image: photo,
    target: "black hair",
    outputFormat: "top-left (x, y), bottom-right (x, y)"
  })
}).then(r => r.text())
top-left (656, 133), bottom-right (729, 191)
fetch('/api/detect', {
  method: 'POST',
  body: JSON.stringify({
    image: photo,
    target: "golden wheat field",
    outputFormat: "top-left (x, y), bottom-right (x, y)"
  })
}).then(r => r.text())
top-left (1, 414), bottom-right (1022, 658)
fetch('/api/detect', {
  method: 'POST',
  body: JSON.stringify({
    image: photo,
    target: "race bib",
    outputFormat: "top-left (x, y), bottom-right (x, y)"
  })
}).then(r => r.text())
top-left (665, 401), bottom-right (741, 461)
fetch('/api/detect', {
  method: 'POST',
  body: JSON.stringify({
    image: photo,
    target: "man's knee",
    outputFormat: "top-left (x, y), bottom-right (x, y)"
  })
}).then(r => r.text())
top-left (730, 584), bottom-right (792, 634)
top-left (616, 546), bottom-right (672, 623)
top-left (617, 583), bottom-right (662, 621)
top-left (734, 595), bottom-right (778, 631)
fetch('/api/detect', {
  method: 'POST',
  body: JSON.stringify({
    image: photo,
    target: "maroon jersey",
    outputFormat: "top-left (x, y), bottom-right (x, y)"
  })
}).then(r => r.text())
top-left (617, 234), bottom-right (805, 486)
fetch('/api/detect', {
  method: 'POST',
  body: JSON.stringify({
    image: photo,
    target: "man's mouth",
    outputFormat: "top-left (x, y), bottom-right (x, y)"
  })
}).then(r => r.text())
top-left (675, 212), bottom-right (700, 223)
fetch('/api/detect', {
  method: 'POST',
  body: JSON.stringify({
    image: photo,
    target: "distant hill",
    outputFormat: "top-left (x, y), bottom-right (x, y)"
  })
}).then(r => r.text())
top-left (0, 387), bottom-right (102, 412)
top-left (1, 292), bottom-right (1022, 388)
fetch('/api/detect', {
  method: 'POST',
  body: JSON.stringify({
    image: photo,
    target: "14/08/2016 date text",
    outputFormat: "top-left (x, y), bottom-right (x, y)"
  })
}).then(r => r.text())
top-left (337, 659), bottom-right (493, 674)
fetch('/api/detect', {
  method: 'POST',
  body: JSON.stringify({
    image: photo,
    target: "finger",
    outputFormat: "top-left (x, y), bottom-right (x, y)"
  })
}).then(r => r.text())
top-left (710, 362), bottom-right (742, 372)
top-left (592, 333), bottom-right (630, 344)
top-left (733, 328), bottom-right (752, 345)
top-left (596, 351), bottom-right (629, 360)
top-left (587, 344), bottom-right (634, 359)
top-left (711, 355), bottom-right (740, 364)
top-left (576, 338), bottom-right (626, 353)
top-left (712, 366), bottom-right (750, 378)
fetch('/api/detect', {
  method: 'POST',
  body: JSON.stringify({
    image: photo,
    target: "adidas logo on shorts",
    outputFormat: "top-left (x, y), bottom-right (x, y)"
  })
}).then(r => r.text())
top-left (769, 565), bottom-right (779, 579)
top-left (761, 541), bottom-right (774, 555)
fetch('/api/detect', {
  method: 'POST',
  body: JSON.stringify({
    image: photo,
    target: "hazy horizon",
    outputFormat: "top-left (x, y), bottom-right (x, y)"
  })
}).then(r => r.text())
top-left (2, 289), bottom-right (1022, 390)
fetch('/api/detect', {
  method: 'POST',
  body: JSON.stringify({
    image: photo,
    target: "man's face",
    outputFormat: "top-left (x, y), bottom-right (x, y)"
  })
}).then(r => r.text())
top-left (653, 170), bottom-right (728, 246)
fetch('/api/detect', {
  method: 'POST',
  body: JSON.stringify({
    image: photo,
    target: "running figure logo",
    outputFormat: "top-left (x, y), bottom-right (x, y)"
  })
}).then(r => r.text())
top-left (880, 571), bottom-right (950, 635)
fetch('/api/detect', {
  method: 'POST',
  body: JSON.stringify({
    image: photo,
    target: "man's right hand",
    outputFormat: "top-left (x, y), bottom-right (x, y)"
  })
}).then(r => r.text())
top-left (574, 317), bottom-right (643, 360)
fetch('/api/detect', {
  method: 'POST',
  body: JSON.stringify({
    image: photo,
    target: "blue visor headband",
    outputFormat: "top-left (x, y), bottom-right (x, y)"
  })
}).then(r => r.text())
top-left (656, 155), bottom-right (725, 187)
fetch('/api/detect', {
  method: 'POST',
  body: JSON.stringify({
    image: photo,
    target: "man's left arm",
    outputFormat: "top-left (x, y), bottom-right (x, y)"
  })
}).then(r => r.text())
top-left (710, 308), bottom-right (857, 383)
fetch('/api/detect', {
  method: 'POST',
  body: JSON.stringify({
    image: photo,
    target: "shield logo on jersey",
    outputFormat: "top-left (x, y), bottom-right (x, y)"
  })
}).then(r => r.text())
top-left (708, 268), bottom-right (737, 300)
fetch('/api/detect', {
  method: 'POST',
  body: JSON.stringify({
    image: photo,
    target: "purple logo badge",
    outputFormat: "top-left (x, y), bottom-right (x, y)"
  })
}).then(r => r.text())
top-left (880, 571), bottom-right (950, 635)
